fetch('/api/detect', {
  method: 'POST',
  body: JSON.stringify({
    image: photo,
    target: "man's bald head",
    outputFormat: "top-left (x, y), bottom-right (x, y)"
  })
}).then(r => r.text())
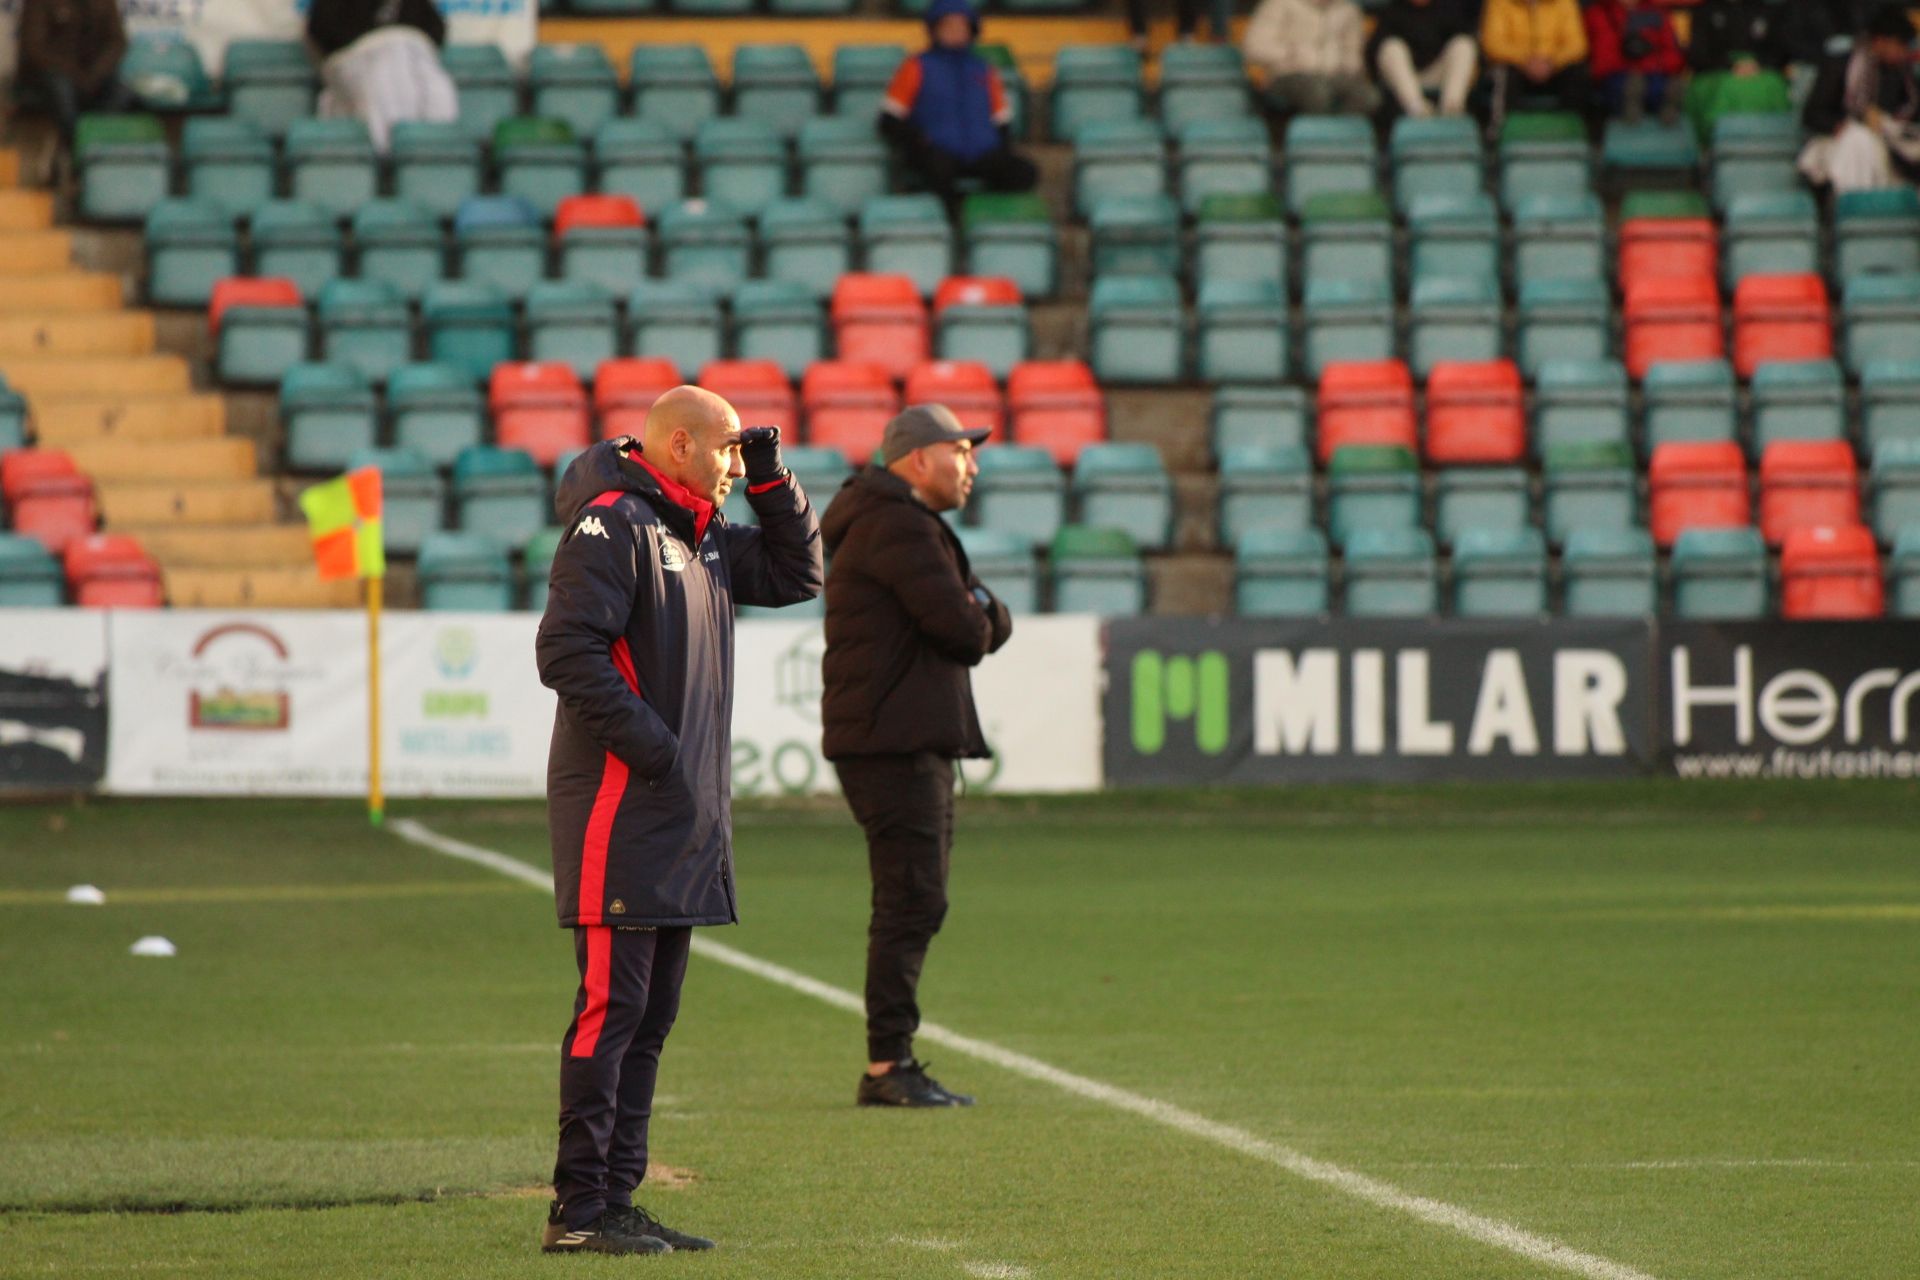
top-left (638, 386), bottom-right (745, 506)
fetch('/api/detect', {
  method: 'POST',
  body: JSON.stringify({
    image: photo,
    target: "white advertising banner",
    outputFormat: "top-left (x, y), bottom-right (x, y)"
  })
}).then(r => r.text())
top-left (0, 609), bottom-right (111, 791)
top-left (379, 611), bottom-right (553, 797)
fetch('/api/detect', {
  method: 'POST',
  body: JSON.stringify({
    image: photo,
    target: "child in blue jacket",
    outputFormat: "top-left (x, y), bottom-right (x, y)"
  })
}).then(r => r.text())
top-left (878, 0), bottom-right (1037, 212)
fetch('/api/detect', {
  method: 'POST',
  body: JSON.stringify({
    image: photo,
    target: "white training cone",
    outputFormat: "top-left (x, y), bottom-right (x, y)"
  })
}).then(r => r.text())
top-left (129, 936), bottom-right (177, 958)
top-left (66, 885), bottom-right (106, 905)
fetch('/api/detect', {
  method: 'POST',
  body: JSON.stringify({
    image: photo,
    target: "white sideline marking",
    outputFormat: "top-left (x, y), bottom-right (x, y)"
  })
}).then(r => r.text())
top-left (962, 1264), bottom-right (1032, 1279)
top-left (390, 819), bottom-right (1663, 1280)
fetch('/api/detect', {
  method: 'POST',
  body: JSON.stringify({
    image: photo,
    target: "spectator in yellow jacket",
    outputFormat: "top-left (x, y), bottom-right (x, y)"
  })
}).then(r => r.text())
top-left (1480, 0), bottom-right (1593, 126)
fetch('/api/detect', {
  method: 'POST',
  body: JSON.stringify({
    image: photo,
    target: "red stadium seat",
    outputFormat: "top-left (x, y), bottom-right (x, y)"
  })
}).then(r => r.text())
top-left (553, 194), bottom-right (647, 242)
top-left (593, 356), bottom-right (682, 440)
top-left (1732, 274), bottom-right (1832, 379)
top-left (1618, 217), bottom-right (1718, 294)
top-left (63, 533), bottom-right (163, 608)
top-left (1781, 524), bottom-right (1884, 618)
top-left (207, 277), bottom-right (302, 333)
top-left (802, 361), bottom-right (899, 464)
top-left (1007, 359), bottom-right (1105, 465)
top-left (1424, 359), bottom-right (1525, 464)
top-left (905, 361), bottom-right (1003, 438)
top-left (489, 362), bottom-right (590, 467)
top-left (1316, 359), bottom-right (1415, 464)
top-left (699, 360), bottom-right (797, 435)
top-left (1649, 441), bottom-right (1751, 547)
top-left (831, 274), bottom-right (928, 380)
top-left (1758, 440), bottom-right (1860, 547)
top-left (932, 276), bottom-right (1023, 313)
top-left (1625, 276), bottom-right (1724, 379)
top-left (1, 448), bottom-right (96, 553)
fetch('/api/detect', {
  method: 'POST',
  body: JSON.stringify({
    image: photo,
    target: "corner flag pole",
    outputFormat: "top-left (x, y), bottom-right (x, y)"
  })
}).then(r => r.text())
top-left (367, 572), bottom-right (384, 826)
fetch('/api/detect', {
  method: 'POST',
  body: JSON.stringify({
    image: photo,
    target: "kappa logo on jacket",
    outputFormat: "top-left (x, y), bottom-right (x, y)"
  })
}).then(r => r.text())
top-left (660, 539), bottom-right (689, 572)
top-left (576, 515), bottom-right (608, 539)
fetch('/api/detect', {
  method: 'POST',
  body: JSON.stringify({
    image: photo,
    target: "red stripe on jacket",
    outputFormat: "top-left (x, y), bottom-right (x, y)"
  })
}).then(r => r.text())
top-left (571, 926), bottom-right (613, 1058)
top-left (579, 637), bottom-right (642, 927)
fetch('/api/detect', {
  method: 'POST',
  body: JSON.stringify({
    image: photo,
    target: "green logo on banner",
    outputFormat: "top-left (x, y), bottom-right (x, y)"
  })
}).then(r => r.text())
top-left (1131, 650), bottom-right (1230, 755)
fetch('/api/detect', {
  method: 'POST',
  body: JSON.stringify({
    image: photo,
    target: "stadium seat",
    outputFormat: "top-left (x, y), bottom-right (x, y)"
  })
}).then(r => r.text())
top-left (1751, 360), bottom-right (1846, 455)
top-left (522, 526), bottom-right (564, 613)
top-left (1534, 359), bottom-right (1629, 454)
top-left (1049, 525), bottom-right (1147, 615)
top-left (906, 361), bottom-right (1003, 437)
top-left (969, 445), bottom-right (1066, 545)
top-left (316, 278), bottom-right (411, 384)
top-left (1071, 443), bottom-right (1173, 552)
top-left (1604, 120), bottom-right (1700, 179)
top-left (1211, 384), bottom-right (1309, 457)
top-left (443, 44), bottom-right (520, 140)
top-left (1644, 360), bottom-right (1738, 450)
top-left (1300, 191), bottom-right (1395, 286)
top-left (1709, 113), bottom-right (1802, 212)
top-left (1670, 525), bottom-right (1768, 618)
top-left (554, 195), bottom-right (648, 291)
top-left (1176, 116), bottom-right (1270, 216)
top-left (781, 444), bottom-right (855, 510)
top-left (861, 195), bottom-right (955, 296)
top-left (931, 278), bottom-right (1028, 384)
top-left (418, 531), bottom-right (516, 611)
top-left (1073, 118), bottom-right (1168, 219)
top-left (1157, 42), bottom-right (1248, 131)
top-left (1841, 273), bottom-right (1920, 377)
top-left (1408, 277), bottom-right (1503, 376)
top-left (831, 275), bottom-right (928, 380)
top-left (211, 277), bottom-right (307, 386)
top-left (627, 280), bottom-right (724, 375)
top-left (1285, 115), bottom-right (1377, 218)
top-left (1721, 190), bottom-right (1821, 288)
top-left (1542, 441), bottom-right (1637, 546)
top-left (1780, 524), bottom-right (1883, 618)
top-left (525, 281), bottom-right (619, 378)
top-left (280, 362), bottom-right (378, 472)
top-left (1833, 187), bottom-right (1920, 281)
top-left (118, 32), bottom-right (217, 111)
top-left (963, 194), bottom-right (1058, 299)
top-left (348, 447), bottom-right (444, 554)
top-left (1, 450), bottom-right (96, 553)
top-left (0, 532), bottom-right (65, 606)
top-left (731, 44), bottom-right (821, 140)
top-left (757, 199), bottom-right (850, 301)
top-left (181, 117), bottom-right (274, 218)
top-left (453, 446), bottom-right (549, 546)
top-left (795, 117), bottom-right (889, 218)
top-left (831, 44), bottom-right (906, 121)
top-left (1861, 361), bottom-right (1920, 460)
top-left (284, 119), bottom-right (378, 218)
top-left (1316, 359), bottom-right (1415, 464)
top-left (979, 43), bottom-right (1031, 135)
top-left (734, 280), bottom-right (826, 379)
top-left (800, 360), bottom-right (896, 463)
top-left (353, 200), bottom-right (445, 301)
top-left (1452, 526), bottom-right (1547, 617)
top-left (1008, 360), bottom-right (1105, 465)
top-left (1327, 444), bottom-right (1420, 548)
top-left (1433, 466), bottom-right (1530, 546)
top-left (390, 122), bottom-right (483, 219)
top-left (1406, 192), bottom-right (1501, 291)
top-left (145, 200), bottom-right (240, 308)
top-left (249, 200), bottom-right (344, 298)
top-left (1302, 277), bottom-right (1397, 378)
top-left (629, 45), bottom-right (721, 142)
top-left (655, 203), bottom-right (751, 290)
top-left (1650, 441), bottom-right (1751, 547)
top-left (423, 281), bottom-right (517, 381)
top-left (1218, 445), bottom-right (1314, 546)
top-left (454, 196), bottom-right (547, 300)
top-left (1562, 526), bottom-right (1657, 616)
top-left (1088, 275), bottom-right (1185, 385)
top-left (1618, 215), bottom-right (1718, 295)
top-left (75, 114), bottom-right (169, 222)
top-left (1390, 115), bottom-right (1483, 216)
top-left (1049, 45), bottom-right (1145, 142)
top-left (1196, 279), bottom-right (1288, 383)
top-left (1234, 527), bottom-right (1329, 616)
top-left (1758, 440), bottom-right (1860, 547)
top-left (592, 118), bottom-right (684, 216)
top-left (954, 528), bottom-right (1040, 614)
top-left (1498, 112), bottom-right (1590, 210)
top-left (1731, 274), bottom-right (1832, 378)
top-left (389, 362), bottom-right (486, 465)
top-left (694, 117), bottom-right (788, 218)
top-left (1890, 525), bottom-right (1920, 616)
top-left (493, 117), bottom-right (587, 218)
top-left (0, 378), bottom-right (23, 453)
top-left (1194, 194), bottom-right (1286, 288)
top-left (703, 359), bottom-right (799, 436)
top-left (491, 362), bottom-right (592, 467)
top-left (529, 44), bottom-right (621, 137)
top-left (1870, 439), bottom-right (1920, 545)
top-left (1625, 276), bottom-right (1725, 380)
top-left (62, 533), bottom-right (163, 608)
top-left (594, 356), bottom-right (683, 440)
top-left (1510, 192), bottom-right (1608, 289)
top-left (1089, 193), bottom-right (1183, 279)
top-left (223, 39), bottom-right (316, 137)
top-left (1343, 525), bottom-right (1437, 617)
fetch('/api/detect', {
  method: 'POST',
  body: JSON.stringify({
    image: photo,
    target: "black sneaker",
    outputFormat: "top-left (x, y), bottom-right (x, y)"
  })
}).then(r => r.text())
top-left (610, 1202), bottom-right (716, 1252)
top-left (856, 1058), bottom-right (975, 1108)
top-left (541, 1203), bottom-right (672, 1255)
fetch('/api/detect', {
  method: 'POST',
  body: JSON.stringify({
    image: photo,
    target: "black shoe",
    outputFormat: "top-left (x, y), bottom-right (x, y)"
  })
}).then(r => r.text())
top-left (541, 1204), bottom-right (672, 1255)
top-left (856, 1058), bottom-right (975, 1108)
top-left (609, 1202), bottom-right (716, 1252)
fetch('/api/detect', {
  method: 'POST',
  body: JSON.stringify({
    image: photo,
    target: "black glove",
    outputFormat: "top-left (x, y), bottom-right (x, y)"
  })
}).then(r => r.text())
top-left (739, 426), bottom-right (783, 485)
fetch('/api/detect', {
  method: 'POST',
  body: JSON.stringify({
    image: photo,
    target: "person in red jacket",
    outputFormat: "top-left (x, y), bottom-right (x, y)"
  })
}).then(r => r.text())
top-left (1584, 0), bottom-right (1686, 122)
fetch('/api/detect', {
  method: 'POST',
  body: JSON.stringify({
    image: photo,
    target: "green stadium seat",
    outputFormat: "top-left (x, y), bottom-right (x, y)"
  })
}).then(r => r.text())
top-left (1842, 273), bottom-right (1920, 378)
top-left (389, 362), bottom-right (486, 467)
top-left (1176, 116), bottom-right (1270, 216)
top-left (317, 278), bottom-right (412, 384)
top-left (1861, 361), bottom-right (1920, 459)
top-left (1407, 192), bottom-right (1501, 291)
top-left (1870, 440), bottom-right (1920, 546)
top-left (1722, 190), bottom-right (1821, 288)
top-left (1709, 113), bottom-right (1803, 213)
top-left (733, 280), bottom-right (826, 378)
top-left (1498, 112), bottom-right (1590, 209)
top-left (1390, 115), bottom-right (1484, 216)
top-left (1602, 119), bottom-right (1699, 178)
top-left (454, 196), bottom-right (547, 299)
top-left (796, 116), bottom-right (889, 217)
top-left (1645, 360), bottom-right (1739, 449)
top-left (530, 44), bottom-right (621, 137)
top-left (1073, 118), bottom-right (1168, 219)
top-left (1671, 525), bottom-right (1769, 619)
top-left (831, 45), bottom-right (906, 120)
top-left (285, 119), bottom-right (378, 218)
top-left (522, 525), bottom-right (566, 612)
top-left (594, 119), bottom-right (685, 215)
top-left (1050, 45), bottom-right (1146, 142)
top-left (860, 194), bottom-right (954, 295)
top-left (118, 32), bottom-right (218, 111)
top-left (1751, 360), bottom-right (1845, 455)
top-left (75, 114), bottom-right (169, 222)
top-left (963, 193), bottom-right (1057, 298)
top-left (1300, 191), bottom-right (1394, 286)
top-left (442, 44), bottom-right (521, 140)
top-left (656, 203), bottom-right (751, 290)
top-left (0, 378), bottom-right (24, 453)
top-left (1071, 442), bottom-right (1173, 551)
top-left (354, 200), bottom-right (447, 302)
top-left (348, 446), bottom-right (444, 553)
top-left (781, 444), bottom-right (855, 510)
top-left (182, 117), bottom-right (274, 218)
top-left (1234, 527), bottom-right (1329, 616)
top-left (1285, 115), bottom-right (1378, 218)
top-left (1562, 526), bottom-right (1657, 616)
top-left (1211, 384), bottom-right (1309, 457)
top-left (389, 122), bottom-right (484, 219)
top-left (1543, 441), bottom-right (1638, 545)
top-left (0, 532), bottom-right (65, 606)
top-left (493, 117), bottom-right (587, 218)
top-left (1343, 525), bottom-right (1437, 617)
top-left (1452, 526), bottom-right (1547, 617)
top-left (1510, 192), bottom-right (1606, 289)
top-left (1534, 359), bottom-right (1630, 454)
top-left (1088, 193), bottom-right (1182, 279)
top-left (213, 277), bottom-right (309, 386)
top-left (1194, 193), bottom-right (1286, 288)
top-left (279, 362), bottom-right (378, 472)
top-left (1890, 525), bottom-right (1920, 616)
top-left (1157, 42), bottom-right (1249, 131)
top-left (970, 445), bottom-right (1066, 545)
top-left (1834, 187), bottom-right (1920, 281)
top-left (453, 446), bottom-right (549, 546)
top-left (1049, 524), bottom-right (1147, 614)
top-left (554, 195), bottom-right (649, 291)
top-left (1620, 191), bottom-right (1712, 222)
top-left (145, 199), bottom-right (240, 308)
top-left (760, 198), bottom-right (852, 300)
top-left (978, 44), bottom-right (1031, 138)
top-left (1196, 278), bottom-right (1289, 383)
top-left (423, 281), bottom-right (518, 381)
top-left (1434, 467), bottom-right (1530, 546)
top-left (418, 531), bottom-right (516, 611)
top-left (956, 527), bottom-right (1041, 614)
top-left (626, 279), bottom-right (724, 373)
top-left (628, 46), bottom-right (722, 142)
top-left (1089, 274), bottom-right (1185, 384)
top-left (250, 200), bottom-right (344, 298)
top-left (1303, 277), bottom-right (1397, 378)
top-left (1516, 278), bottom-right (1611, 378)
top-left (1408, 275), bottom-right (1503, 376)
top-left (692, 117), bottom-right (788, 218)
top-left (1218, 445), bottom-right (1313, 546)
top-left (1327, 444), bottom-right (1419, 548)
top-left (934, 277), bottom-right (1029, 379)
top-left (223, 39), bottom-right (316, 137)
top-left (526, 281), bottom-right (619, 378)
top-left (732, 44), bottom-right (822, 140)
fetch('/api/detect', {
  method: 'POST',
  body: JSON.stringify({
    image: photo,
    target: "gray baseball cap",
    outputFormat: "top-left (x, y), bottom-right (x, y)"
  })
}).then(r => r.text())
top-left (878, 404), bottom-right (990, 466)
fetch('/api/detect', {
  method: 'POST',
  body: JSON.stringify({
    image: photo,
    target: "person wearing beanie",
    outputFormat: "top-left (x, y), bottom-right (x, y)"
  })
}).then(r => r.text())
top-left (1367, 0), bottom-right (1480, 119)
top-left (1243, 0), bottom-right (1379, 117)
top-left (1799, 3), bottom-right (1920, 192)
top-left (878, 0), bottom-right (1037, 212)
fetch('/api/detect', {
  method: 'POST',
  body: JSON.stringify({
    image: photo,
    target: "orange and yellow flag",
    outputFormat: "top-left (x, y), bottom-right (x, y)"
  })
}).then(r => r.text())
top-left (298, 467), bottom-right (386, 580)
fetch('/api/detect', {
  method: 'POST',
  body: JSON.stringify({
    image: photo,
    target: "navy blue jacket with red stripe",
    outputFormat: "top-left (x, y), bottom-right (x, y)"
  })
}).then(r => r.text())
top-left (537, 438), bottom-right (824, 929)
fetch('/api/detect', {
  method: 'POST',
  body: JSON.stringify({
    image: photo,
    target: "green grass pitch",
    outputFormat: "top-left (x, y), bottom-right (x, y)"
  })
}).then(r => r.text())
top-left (1, 783), bottom-right (1916, 1279)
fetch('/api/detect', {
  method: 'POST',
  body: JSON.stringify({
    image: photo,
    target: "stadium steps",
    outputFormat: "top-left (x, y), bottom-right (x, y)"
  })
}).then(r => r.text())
top-left (62, 436), bottom-right (259, 482)
top-left (0, 189), bottom-right (55, 232)
top-left (96, 479), bottom-right (278, 526)
top-left (0, 271), bottom-right (123, 310)
top-left (0, 231), bottom-right (77, 275)
top-left (31, 393), bottom-right (227, 441)
top-left (123, 522), bottom-right (319, 568)
top-left (0, 353), bottom-right (190, 397)
top-left (0, 311), bottom-right (155, 357)
top-left (163, 565), bottom-right (361, 608)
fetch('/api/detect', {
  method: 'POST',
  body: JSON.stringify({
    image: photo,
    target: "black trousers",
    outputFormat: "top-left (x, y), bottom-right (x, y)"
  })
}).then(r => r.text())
top-left (835, 752), bottom-right (956, 1064)
top-left (553, 924), bottom-right (691, 1229)
top-left (901, 137), bottom-right (1038, 214)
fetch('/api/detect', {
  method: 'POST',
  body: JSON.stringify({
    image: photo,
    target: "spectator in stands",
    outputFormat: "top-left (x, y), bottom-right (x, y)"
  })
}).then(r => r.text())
top-left (1783, 1), bottom-right (1879, 69)
top-left (1366, 0), bottom-right (1480, 120)
top-left (306, 0), bottom-right (458, 153)
top-left (16, 0), bottom-right (130, 155)
top-left (1688, 0), bottom-right (1792, 75)
top-left (1244, 0), bottom-right (1379, 117)
top-left (1798, 4), bottom-right (1920, 194)
top-left (1125, 0), bottom-right (1235, 54)
top-left (879, 0), bottom-right (1036, 214)
top-left (1582, 0), bottom-right (1685, 123)
top-left (1479, 0), bottom-right (1591, 128)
